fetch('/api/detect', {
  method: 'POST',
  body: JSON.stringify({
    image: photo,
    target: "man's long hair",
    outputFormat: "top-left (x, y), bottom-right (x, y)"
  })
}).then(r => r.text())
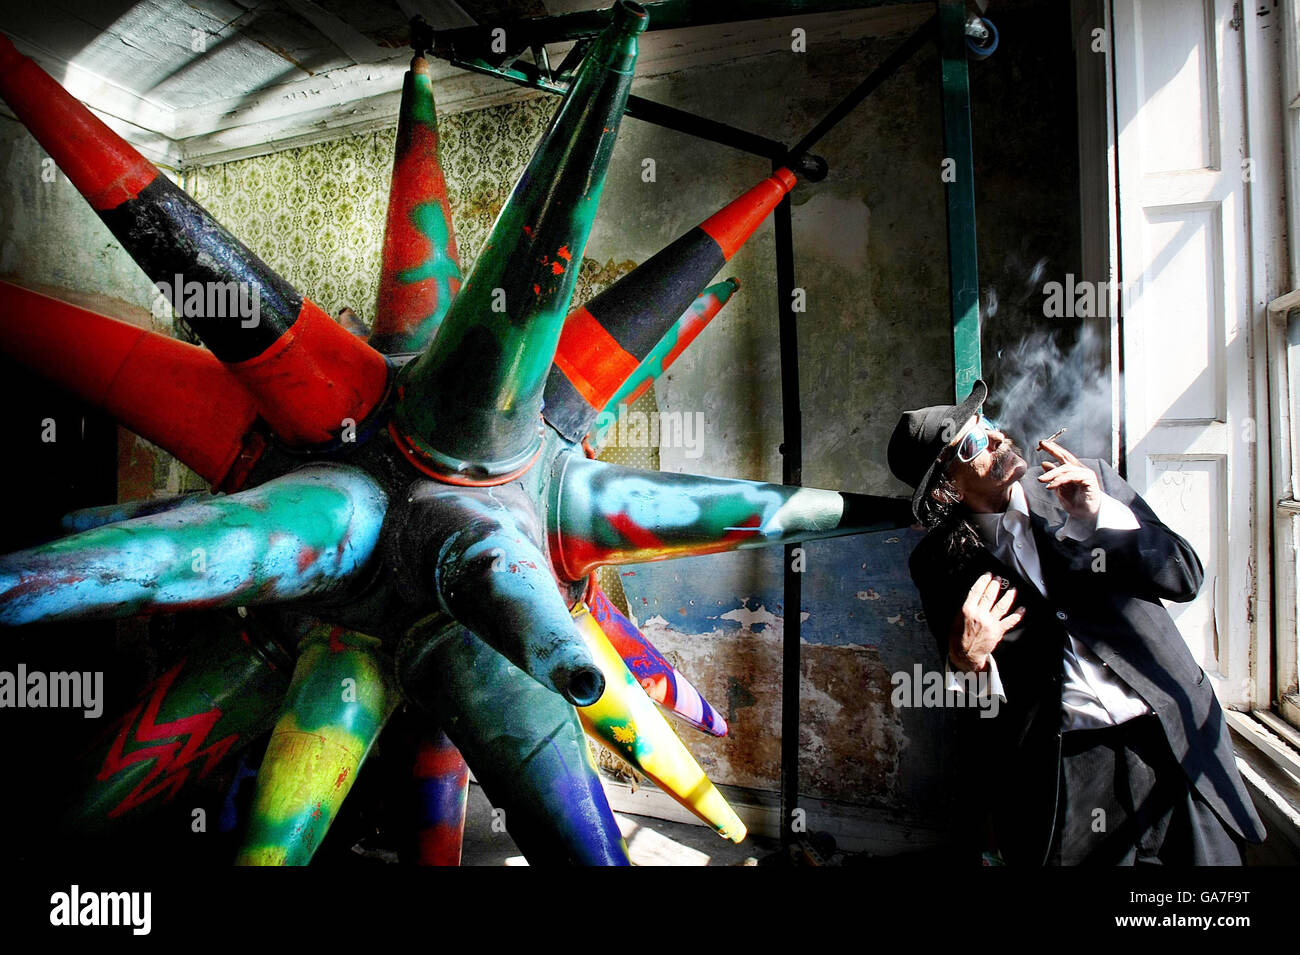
top-left (918, 472), bottom-right (983, 563)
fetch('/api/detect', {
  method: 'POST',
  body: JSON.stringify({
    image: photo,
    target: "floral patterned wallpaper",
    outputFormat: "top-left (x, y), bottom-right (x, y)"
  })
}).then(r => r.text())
top-left (188, 99), bottom-right (543, 324)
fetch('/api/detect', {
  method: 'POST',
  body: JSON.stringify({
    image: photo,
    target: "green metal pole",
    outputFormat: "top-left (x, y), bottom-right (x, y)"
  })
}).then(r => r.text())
top-left (937, 0), bottom-right (981, 401)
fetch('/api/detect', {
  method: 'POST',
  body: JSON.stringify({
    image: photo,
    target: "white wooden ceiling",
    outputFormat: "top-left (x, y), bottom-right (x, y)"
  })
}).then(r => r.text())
top-left (0, 0), bottom-right (930, 167)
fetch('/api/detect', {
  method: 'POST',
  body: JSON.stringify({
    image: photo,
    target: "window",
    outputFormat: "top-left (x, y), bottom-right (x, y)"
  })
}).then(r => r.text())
top-left (1268, 299), bottom-right (1300, 728)
top-left (1271, 1), bottom-right (1300, 729)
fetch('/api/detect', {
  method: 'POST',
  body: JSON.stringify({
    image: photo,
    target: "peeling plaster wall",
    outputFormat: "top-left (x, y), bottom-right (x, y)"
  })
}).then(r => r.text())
top-left (621, 536), bottom-right (946, 816)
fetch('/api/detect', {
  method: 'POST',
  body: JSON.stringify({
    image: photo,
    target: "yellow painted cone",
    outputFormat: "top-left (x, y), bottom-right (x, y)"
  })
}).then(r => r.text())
top-left (573, 604), bottom-right (746, 843)
top-left (236, 625), bottom-right (396, 866)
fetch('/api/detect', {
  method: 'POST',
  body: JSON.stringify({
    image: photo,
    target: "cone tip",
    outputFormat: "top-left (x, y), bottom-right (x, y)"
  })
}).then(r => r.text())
top-left (613, 0), bottom-right (650, 33)
top-left (773, 167), bottom-right (798, 193)
top-left (557, 662), bottom-right (605, 707)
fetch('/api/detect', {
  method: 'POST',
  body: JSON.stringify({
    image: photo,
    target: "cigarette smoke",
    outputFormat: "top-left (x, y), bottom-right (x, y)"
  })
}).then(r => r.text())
top-left (980, 255), bottom-right (1113, 464)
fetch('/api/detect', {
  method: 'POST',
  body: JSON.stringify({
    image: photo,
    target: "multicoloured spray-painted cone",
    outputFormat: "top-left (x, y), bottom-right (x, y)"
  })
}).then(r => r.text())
top-left (0, 464), bottom-right (387, 625)
top-left (368, 53), bottom-right (462, 355)
top-left (549, 455), bottom-right (915, 579)
top-left (573, 603), bottom-right (745, 842)
top-left (411, 727), bottom-right (470, 866)
top-left (392, 1), bottom-right (647, 483)
top-left (236, 622), bottom-right (396, 866)
top-left (0, 282), bottom-right (265, 489)
top-left (588, 581), bottom-right (728, 737)
top-left (65, 612), bottom-right (293, 831)
top-left (0, 34), bottom-right (389, 449)
top-left (401, 483), bottom-right (603, 706)
top-left (401, 623), bottom-right (630, 866)
top-left (543, 167), bottom-right (798, 443)
top-left (61, 494), bottom-right (207, 536)
top-left (588, 278), bottom-right (739, 449)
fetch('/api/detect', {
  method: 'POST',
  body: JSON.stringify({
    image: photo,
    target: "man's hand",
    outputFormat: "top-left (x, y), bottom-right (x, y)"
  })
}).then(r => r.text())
top-left (1037, 438), bottom-right (1101, 522)
top-left (950, 572), bottom-right (1025, 672)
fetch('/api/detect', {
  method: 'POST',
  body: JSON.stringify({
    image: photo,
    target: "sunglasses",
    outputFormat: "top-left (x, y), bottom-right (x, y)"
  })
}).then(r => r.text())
top-left (949, 412), bottom-right (999, 465)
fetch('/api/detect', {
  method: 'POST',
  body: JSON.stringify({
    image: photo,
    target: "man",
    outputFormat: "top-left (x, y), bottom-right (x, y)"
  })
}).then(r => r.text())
top-left (887, 380), bottom-right (1265, 865)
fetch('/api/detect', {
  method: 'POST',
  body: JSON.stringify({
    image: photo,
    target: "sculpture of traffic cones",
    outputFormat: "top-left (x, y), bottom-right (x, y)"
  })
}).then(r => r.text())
top-left (573, 604), bottom-right (745, 842)
top-left (0, 465), bottom-right (387, 625)
top-left (588, 581), bottom-right (728, 737)
top-left (411, 727), bottom-right (471, 866)
top-left (392, 1), bottom-right (648, 483)
top-left (402, 623), bottom-right (630, 866)
top-left (589, 279), bottom-right (740, 449)
top-left (65, 611), bottom-right (293, 830)
top-left (543, 167), bottom-right (797, 444)
top-left (368, 53), bottom-right (462, 355)
top-left (237, 622), bottom-right (396, 866)
top-left (0, 8), bottom-right (922, 868)
top-left (0, 34), bottom-right (389, 449)
top-left (549, 455), bottom-right (914, 579)
top-left (0, 282), bottom-right (265, 489)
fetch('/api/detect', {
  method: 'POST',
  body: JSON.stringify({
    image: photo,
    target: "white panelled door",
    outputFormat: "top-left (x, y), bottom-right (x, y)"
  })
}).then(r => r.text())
top-left (1112, 0), bottom-right (1256, 708)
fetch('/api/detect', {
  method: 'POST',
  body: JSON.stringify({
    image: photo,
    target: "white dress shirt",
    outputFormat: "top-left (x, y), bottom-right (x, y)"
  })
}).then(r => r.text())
top-left (946, 482), bottom-right (1152, 731)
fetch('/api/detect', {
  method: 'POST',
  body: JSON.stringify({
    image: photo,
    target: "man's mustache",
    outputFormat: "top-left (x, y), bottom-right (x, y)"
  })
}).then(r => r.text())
top-left (989, 440), bottom-right (1024, 480)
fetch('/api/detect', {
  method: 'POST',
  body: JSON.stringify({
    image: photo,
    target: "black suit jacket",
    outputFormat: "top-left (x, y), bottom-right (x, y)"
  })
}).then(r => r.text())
top-left (908, 459), bottom-right (1265, 864)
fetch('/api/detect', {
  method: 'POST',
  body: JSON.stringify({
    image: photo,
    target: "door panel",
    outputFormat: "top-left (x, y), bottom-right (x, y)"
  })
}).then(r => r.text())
top-left (1113, 0), bottom-right (1254, 705)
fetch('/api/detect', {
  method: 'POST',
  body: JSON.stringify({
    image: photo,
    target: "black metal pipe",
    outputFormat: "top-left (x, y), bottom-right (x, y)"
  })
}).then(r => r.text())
top-left (774, 163), bottom-right (802, 847)
top-left (436, 51), bottom-right (794, 159)
top-left (439, 6), bottom-right (933, 166)
top-left (785, 15), bottom-right (936, 165)
top-left (626, 94), bottom-right (786, 159)
top-left (553, 38), bottom-right (592, 79)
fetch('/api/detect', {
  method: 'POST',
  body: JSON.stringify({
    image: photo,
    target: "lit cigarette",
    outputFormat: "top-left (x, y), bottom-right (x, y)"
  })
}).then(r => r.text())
top-left (1038, 427), bottom-right (1067, 448)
